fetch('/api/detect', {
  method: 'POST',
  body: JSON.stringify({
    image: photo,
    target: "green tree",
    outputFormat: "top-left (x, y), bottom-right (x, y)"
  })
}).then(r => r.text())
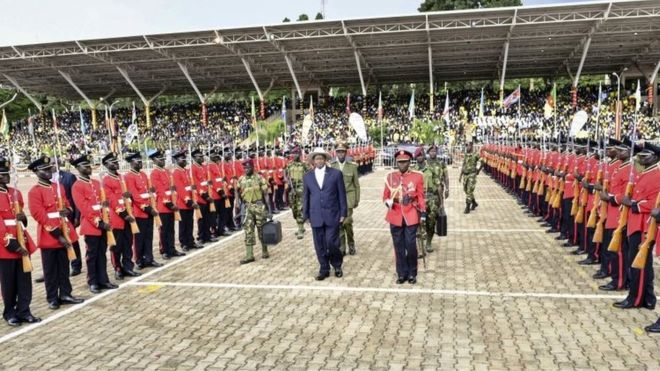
top-left (297, 14), bottom-right (309, 21)
top-left (282, 17), bottom-right (290, 22)
top-left (418, 0), bottom-right (521, 12)
top-left (315, 12), bottom-right (324, 20)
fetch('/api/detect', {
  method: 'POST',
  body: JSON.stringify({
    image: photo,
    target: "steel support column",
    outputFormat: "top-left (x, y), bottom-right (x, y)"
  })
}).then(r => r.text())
top-left (177, 62), bottom-right (205, 103)
top-left (1, 74), bottom-right (43, 111)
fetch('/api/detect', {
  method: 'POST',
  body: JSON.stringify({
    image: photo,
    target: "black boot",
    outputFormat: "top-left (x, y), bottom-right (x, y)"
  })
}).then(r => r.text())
top-left (471, 200), bottom-right (478, 210)
top-left (464, 201), bottom-right (471, 214)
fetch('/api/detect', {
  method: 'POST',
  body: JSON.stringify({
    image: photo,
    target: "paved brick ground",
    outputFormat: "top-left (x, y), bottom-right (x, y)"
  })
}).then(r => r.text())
top-left (1, 167), bottom-right (659, 370)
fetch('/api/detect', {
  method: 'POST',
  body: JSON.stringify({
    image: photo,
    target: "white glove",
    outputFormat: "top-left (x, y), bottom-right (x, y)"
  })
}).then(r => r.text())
top-left (385, 198), bottom-right (393, 208)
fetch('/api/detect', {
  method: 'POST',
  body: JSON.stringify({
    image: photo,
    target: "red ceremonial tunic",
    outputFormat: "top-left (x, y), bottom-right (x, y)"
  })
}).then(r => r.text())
top-left (0, 187), bottom-right (37, 259)
top-left (28, 181), bottom-right (78, 248)
top-left (383, 170), bottom-right (426, 227)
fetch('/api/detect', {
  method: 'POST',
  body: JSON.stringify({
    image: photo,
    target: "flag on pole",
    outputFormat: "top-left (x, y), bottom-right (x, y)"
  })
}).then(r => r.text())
top-left (0, 109), bottom-right (9, 139)
top-left (309, 95), bottom-right (314, 117)
top-left (251, 96), bottom-right (256, 120)
top-left (543, 84), bottom-right (556, 119)
top-left (502, 86), bottom-right (521, 109)
top-left (346, 93), bottom-right (351, 115)
top-left (442, 90), bottom-right (450, 122)
top-left (479, 88), bottom-right (484, 118)
top-left (634, 79), bottom-right (642, 112)
top-left (79, 106), bottom-right (86, 136)
top-left (377, 91), bottom-right (383, 122)
top-left (408, 90), bottom-right (415, 119)
top-left (132, 102), bottom-right (137, 126)
top-left (281, 96), bottom-right (286, 122)
top-left (27, 111), bottom-right (34, 138)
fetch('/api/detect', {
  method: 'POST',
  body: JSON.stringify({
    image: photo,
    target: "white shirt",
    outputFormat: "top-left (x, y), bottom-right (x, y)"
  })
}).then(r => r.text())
top-left (314, 166), bottom-right (326, 189)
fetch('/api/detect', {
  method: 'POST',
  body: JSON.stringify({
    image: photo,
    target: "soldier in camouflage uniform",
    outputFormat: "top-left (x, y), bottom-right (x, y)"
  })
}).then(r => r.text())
top-left (331, 142), bottom-right (360, 256)
top-left (285, 146), bottom-right (309, 239)
top-left (416, 145), bottom-right (449, 254)
top-left (460, 142), bottom-right (482, 214)
top-left (235, 159), bottom-right (272, 264)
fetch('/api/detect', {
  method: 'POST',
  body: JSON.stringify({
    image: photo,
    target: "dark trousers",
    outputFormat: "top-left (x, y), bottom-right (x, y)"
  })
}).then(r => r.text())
top-left (216, 199), bottom-right (227, 234)
top-left (179, 209), bottom-right (194, 248)
top-left (71, 240), bottom-right (82, 272)
top-left (390, 222), bottom-right (418, 279)
top-left (312, 223), bottom-right (342, 275)
top-left (275, 186), bottom-right (286, 209)
top-left (609, 228), bottom-right (630, 289)
top-left (626, 232), bottom-right (656, 307)
top-left (135, 217), bottom-right (154, 265)
top-left (0, 259), bottom-right (32, 320)
top-left (600, 228), bottom-right (614, 276)
top-left (111, 224), bottom-right (134, 273)
top-left (561, 199), bottom-right (574, 242)
top-left (41, 248), bottom-right (72, 303)
top-left (85, 235), bottom-right (110, 286)
top-left (197, 203), bottom-right (212, 242)
top-left (158, 212), bottom-right (176, 255)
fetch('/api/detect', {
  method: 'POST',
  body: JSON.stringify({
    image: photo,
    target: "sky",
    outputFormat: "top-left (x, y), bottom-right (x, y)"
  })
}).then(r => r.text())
top-left (0, 0), bottom-right (592, 47)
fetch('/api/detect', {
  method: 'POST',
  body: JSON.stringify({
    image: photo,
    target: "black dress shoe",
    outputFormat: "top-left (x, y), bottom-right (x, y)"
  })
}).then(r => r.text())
top-left (599, 282), bottom-right (619, 291)
top-left (59, 295), bottom-right (84, 304)
top-left (555, 235), bottom-right (567, 241)
top-left (643, 303), bottom-right (656, 310)
top-left (123, 270), bottom-right (141, 277)
top-left (571, 249), bottom-right (586, 255)
top-left (578, 258), bottom-right (596, 265)
top-left (161, 254), bottom-right (171, 260)
top-left (6, 317), bottom-right (21, 327)
top-left (208, 237), bottom-right (219, 242)
top-left (592, 271), bottom-right (608, 279)
top-left (100, 282), bottom-right (118, 290)
top-left (348, 246), bottom-right (356, 255)
top-left (335, 269), bottom-right (343, 278)
top-left (35, 276), bottom-right (45, 283)
top-left (396, 277), bottom-right (406, 284)
top-left (645, 320), bottom-right (660, 333)
top-left (70, 269), bottom-right (82, 277)
top-left (48, 301), bottom-right (60, 310)
top-left (147, 261), bottom-right (163, 268)
top-left (546, 229), bottom-right (559, 234)
top-left (240, 257), bottom-right (255, 265)
top-left (135, 263), bottom-right (145, 269)
top-left (173, 250), bottom-right (186, 257)
top-left (562, 242), bottom-right (575, 247)
top-left (613, 300), bottom-right (636, 309)
top-left (114, 271), bottom-right (124, 280)
top-left (89, 285), bottom-right (102, 294)
top-left (193, 243), bottom-right (204, 249)
top-left (315, 273), bottom-right (329, 281)
top-left (408, 277), bottom-right (417, 284)
top-left (19, 315), bottom-right (41, 324)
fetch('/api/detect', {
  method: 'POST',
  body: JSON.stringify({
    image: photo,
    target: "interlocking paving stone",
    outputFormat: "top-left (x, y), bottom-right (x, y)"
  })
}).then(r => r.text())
top-left (0, 167), bottom-right (659, 370)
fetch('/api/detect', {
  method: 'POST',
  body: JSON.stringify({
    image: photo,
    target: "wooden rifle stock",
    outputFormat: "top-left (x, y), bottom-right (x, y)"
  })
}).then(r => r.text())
top-left (631, 193), bottom-right (660, 269)
top-left (575, 168), bottom-right (590, 224)
top-left (12, 199), bottom-right (32, 273)
top-left (586, 168), bottom-right (603, 228)
top-left (593, 177), bottom-right (609, 243)
top-left (57, 196), bottom-right (77, 261)
top-left (146, 176), bottom-right (162, 228)
top-left (608, 182), bottom-right (634, 252)
top-left (167, 171), bottom-right (182, 221)
top-left (98, 180), bottom-right (117, 249)
top-left (119, 177), bottom-right (140, 234)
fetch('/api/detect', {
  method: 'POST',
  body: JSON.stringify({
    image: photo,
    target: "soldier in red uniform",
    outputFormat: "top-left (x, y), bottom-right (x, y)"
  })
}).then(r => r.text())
top-left (27, 156), bottom-right (84, 309)
top-left (383, 149), bottom-right (426, 284)
top-left (208, 149), bottom-right (227, 237)
top-left (71, 154), bottom-right (118, 294)
top-left (0, 158), bottom-right (40, 326)
top-left (101, 153), bottom-right (140, 280)
top-left (191, 149), bottom-right (217, 244)
top-left (149, 150), bottom-right (185, 259)
top-left (172, 150), bottom-right (202, 250)
top-left (645, 206), bottom-right (660, 333)
top-left (614, 144), bottom-right (659, 310)
top-left (124, 152), bottom-right (162, 269)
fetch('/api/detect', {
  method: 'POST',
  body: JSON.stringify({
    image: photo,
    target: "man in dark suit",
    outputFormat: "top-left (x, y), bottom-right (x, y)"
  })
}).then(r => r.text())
top-left (303, 147), bottom-right (348, 281)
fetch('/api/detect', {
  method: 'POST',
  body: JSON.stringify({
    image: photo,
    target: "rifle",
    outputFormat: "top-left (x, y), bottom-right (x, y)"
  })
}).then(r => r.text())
top-left (167, 165), bottom-right (182, 221)
top-left (586, 160), bottom-right (603, 228)
top-left (51, 109), bottom-right (76, 261)
top-left (119, 162), bottom-right (140, 234)
top-left (10, 156), bottom-right (32, 272)
top-left (145, 163), bottom-right (162, 228)
top-left (575, 161), bottom-right (591, 224)
top-left (631, 193), bottom-right (660, 269)
top-left (220, 146), bottom-right (231, 208)
top-left (188, 144), bottom-right (202, 219)
top-left (206, 143), bottom-right (216, 213)
top-left (97, 172), bottom-right (117, 249)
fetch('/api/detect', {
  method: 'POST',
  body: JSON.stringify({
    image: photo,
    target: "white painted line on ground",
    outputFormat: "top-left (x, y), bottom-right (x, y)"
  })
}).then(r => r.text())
top-left (360, 199), bottom-right (517, 202)
top-left (361, 185), bottom-right (500, 190)
top-left (284, 227), bottom-right (548, 233)
top-left (0, 211), bottom-right (291, 345)
top-left (128, 281), bottom-right (625, 301)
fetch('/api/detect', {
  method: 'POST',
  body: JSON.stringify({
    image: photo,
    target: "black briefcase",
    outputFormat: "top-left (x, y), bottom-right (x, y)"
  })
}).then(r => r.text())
top-left (435, 208), bottom-right (448, 237)
top-left (262, 219), bottom-right (282, 245)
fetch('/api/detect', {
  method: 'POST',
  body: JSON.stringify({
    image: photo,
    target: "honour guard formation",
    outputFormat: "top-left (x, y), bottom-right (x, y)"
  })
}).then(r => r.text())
top-left (2, 0), bottom-right (660, 367)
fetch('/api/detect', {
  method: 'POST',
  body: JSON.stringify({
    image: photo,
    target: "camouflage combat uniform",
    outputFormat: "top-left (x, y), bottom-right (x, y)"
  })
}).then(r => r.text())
top-left (414, 161), bottom-right (442, 255)
top-left (461, 151), bottom-right (481, 212)
top-left (286, 160), bottom-right (309, 239)
top-left (237, 174), bottom-right (269, 260)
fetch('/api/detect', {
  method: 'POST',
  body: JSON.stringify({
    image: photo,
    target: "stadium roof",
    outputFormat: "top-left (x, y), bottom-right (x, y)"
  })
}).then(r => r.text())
top-left (0, 0), bottom-right (659, 102)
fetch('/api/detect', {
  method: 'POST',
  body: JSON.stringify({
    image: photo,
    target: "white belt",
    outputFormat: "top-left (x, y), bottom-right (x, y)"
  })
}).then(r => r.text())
top-left (118, 199), bottom-right (125, 205)
top-left (140, 193), bottom-right (150, 199)
top-left (185, 186), bottom-right (191, 191)
top-left (92, 205), bottom-right (102, 211)
top-left (165, 191), bottom-right (172, 196)
top-left (4, 219), bottom-right (16, 226)
top-left (517, 160), bottom-right (523, 164)
top-left (215, 177), bottom-right (223, 182)
top-left (47, 212), bottom-right (60, 219)
top-left (200, 181), bottom-right (208, 186)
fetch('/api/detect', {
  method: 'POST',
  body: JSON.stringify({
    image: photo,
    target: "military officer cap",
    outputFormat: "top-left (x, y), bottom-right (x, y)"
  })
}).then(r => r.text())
top-left (190, 149), bottom-right (203, 157)
top-left (638, 142), bottom-right (660, 158)
top-left (290, 145), bottom-right (301, 154)
top-left (395, 149), bottom-right (413, 162)
top-left (606, 138), bottom-right (622, 149)
top-left (0, 158), bottom-right (10, 174)
top-left (336, 142), bottom-right (349, 151)
top-left (414, 147), bottom-right (425, 158)
top-left (101, 152), bottom-right (118, 165)
top-left (242, 158), bottom-right (254, 167)
top-left (148, 150), bottom-right (164, 160)
top-left (124, 152), bottom-right (141, 162)
top-left (27, 155), bottom-right (53, 172)
top-left (622, 137), bottom-right (643, 154)
top-left (209, 148), bottom-right (221, 158)
top-left (427, 144), bottom-right (438, 151)
top-left (70, 154), bottom-right (92, 167)
top-left (172, 150), bottom-right (187, 160)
